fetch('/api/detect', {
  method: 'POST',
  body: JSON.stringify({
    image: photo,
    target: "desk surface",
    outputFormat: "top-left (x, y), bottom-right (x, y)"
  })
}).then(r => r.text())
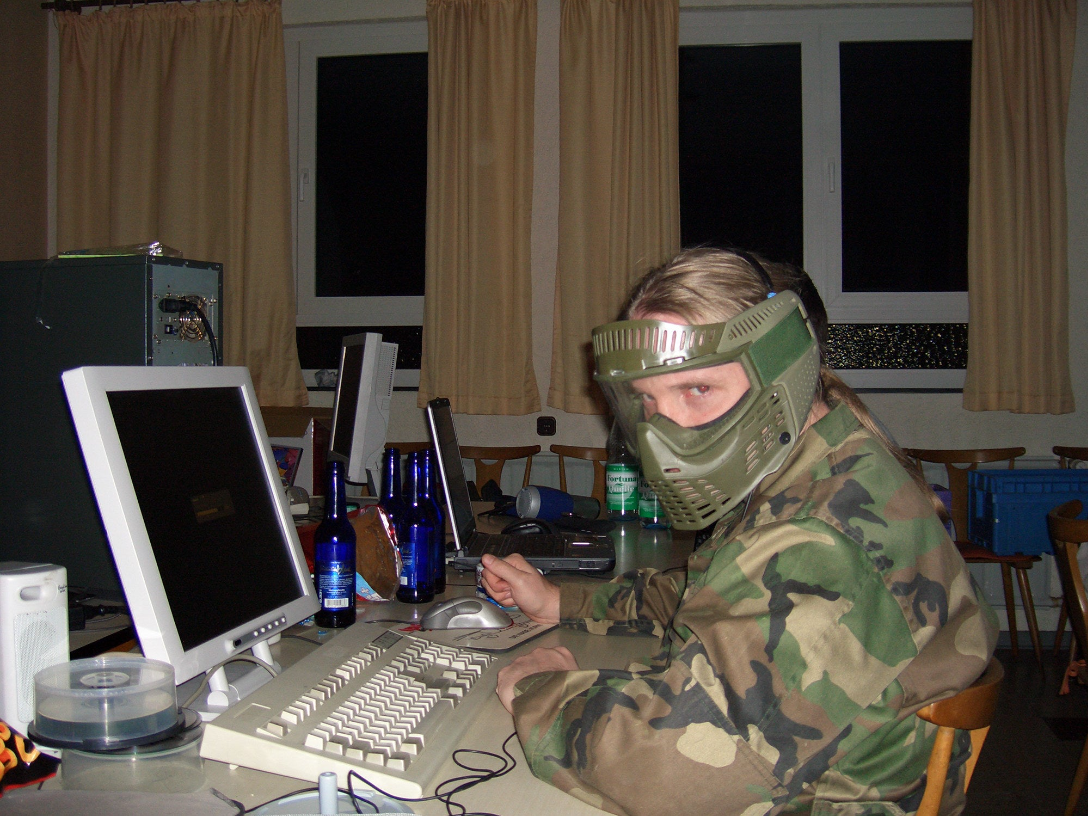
top-left (40, 516), bottom-right (694, 815)
top-left (213, 516), bottom-right (693, 815)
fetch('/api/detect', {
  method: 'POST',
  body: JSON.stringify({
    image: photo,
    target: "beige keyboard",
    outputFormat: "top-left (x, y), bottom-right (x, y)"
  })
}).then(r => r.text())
top-left (199, 622), bottom-right (501, 799)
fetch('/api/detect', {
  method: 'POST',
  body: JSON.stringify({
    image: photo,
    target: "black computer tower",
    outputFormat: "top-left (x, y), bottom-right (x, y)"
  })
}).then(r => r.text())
top-left (0, 255), bottom-right (223, 597)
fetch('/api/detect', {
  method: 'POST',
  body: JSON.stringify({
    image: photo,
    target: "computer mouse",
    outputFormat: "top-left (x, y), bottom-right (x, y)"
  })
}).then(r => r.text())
top-left (501, 518), bottom-right (559, 536)
top-left (420, 598), bottom-right (513, 630)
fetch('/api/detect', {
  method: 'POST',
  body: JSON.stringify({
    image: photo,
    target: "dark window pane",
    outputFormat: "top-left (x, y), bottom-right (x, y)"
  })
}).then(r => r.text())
top-left (679, 44), bottom-right (804, 266)
top-left (840, 40), bottom-right (970, 292)
top-left (316, 53), bottom-right (428, 298)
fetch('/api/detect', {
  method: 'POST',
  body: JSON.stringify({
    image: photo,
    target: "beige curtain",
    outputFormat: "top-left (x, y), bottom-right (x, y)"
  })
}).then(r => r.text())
top-left (56, 0), bottom-right (306, 407)
top-left (418, 0), bottom-right (540, 415)
top-left (547, 0), bottom-right (680, 414)
top-left (963, 0), bottom-right (1077, 414)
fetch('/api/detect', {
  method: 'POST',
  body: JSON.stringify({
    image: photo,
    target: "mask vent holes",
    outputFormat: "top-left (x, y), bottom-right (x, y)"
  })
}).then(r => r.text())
top-left (658, 477), bottom-right (731, 524)
top-left (726, 296), bottom-right (783, 341)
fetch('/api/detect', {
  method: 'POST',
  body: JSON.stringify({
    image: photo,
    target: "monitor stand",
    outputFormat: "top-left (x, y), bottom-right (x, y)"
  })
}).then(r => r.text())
top-left (188, 637), bottom-right (281, 721)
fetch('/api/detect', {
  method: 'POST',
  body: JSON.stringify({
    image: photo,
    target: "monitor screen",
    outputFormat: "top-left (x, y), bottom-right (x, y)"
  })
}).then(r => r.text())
top-left (328, 332), bottom-right (398, 490)
top-left (62, 366), bottom-right (319, 690)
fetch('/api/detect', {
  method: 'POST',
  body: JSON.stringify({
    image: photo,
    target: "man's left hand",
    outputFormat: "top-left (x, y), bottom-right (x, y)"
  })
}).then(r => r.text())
top-left (496, 646), bottom-right (579, 714)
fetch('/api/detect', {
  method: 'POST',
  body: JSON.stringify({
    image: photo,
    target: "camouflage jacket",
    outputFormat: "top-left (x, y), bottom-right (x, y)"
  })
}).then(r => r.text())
top-left (510, 404), bottom-right (998, 816)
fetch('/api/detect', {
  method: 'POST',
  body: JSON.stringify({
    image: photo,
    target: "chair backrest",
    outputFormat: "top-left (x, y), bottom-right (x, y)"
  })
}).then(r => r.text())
top-left (1048, 500), bottom-right (1088, 660)
top-left (459, 445), bottom-right (541, 492)
top-left (1055, 446), bottom-right (1088, 469)
top-left (902, 448), bottom-right (1026, 541)
top-left (550, 444), bottom-right (608, 506)
top-left (915, 657), bottom-right (1004, 816)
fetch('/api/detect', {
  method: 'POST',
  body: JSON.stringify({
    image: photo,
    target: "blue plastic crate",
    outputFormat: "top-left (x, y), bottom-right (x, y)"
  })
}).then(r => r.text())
top-left (967, 469), bottom-right (1088, 555)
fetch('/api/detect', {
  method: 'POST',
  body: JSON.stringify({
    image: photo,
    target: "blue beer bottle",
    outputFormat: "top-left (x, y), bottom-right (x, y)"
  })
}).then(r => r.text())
top-left (420, 450), bottom-right (446, 594)
top-left (396, 454), bottom-right (435, 604)
top-left (314, 461), bottom-right (357, 628)
top-left (379, 447), bottom-right (406, 535)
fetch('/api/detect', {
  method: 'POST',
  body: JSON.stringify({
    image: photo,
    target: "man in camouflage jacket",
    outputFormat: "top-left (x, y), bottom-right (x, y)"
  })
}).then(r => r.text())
top-left (483, 403), bottom-right (998, 816)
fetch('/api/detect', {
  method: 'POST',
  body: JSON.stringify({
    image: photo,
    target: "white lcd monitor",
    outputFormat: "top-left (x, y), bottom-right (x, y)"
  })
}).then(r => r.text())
top-left (328, 332), bottom-right (398, 493)
top-left (61, 365), bottom-right (319, 716)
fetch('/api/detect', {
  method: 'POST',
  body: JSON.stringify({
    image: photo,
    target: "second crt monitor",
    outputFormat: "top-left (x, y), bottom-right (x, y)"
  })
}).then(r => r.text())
top-left (327, 332), bottom-right (398, 494)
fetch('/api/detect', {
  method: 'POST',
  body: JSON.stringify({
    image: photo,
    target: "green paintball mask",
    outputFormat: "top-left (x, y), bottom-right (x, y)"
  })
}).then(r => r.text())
top-left (592, 290), bottom-right (820, 530)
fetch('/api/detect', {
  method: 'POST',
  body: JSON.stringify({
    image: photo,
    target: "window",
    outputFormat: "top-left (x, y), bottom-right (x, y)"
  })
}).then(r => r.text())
top-left (287, 8), bottom-right (973, 390)
top-left (679, 6), bottom-right (972, 388)
top-left (315, 52), bottom-right (427, 300)
top-left (839, 40), bottom-right (971, 295)
top-left (288, 20), bottom-right (428, 329)
top-left (679, 44), bottom-right (804, 264)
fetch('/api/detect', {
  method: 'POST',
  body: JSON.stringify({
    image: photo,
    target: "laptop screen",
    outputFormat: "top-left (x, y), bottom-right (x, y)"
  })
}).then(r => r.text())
top-left (425, 398), bottom-right (476, 548)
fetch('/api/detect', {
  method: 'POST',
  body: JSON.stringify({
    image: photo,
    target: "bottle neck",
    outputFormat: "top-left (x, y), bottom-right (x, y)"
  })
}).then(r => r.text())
top-left (418, 455), bottom-right (433, 501)
top-left (406, 458), bottom-right (424, 506)
top-left (325, 461), bottom-right (348, 519)
top-left (382, 450), bottom-right (401, 503)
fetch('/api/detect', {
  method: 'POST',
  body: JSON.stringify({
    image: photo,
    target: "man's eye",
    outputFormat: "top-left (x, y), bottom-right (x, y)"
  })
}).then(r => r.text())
top-left (688, 385), bottom-right (711, 397)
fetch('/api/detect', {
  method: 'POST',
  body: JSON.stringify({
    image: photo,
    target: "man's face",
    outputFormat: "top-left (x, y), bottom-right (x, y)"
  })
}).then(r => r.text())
top-left (630, 361), bottom-right (751, 430)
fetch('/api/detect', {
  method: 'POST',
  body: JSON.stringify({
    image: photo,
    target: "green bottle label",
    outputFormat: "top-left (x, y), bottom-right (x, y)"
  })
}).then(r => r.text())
top-left (638, 482), bottom-right (661, 518)
top-left (606, 463), bottom-right (639, 512)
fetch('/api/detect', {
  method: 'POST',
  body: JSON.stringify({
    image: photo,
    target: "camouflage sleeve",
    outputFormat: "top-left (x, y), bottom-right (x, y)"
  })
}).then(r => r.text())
top-left (557, 566), bottom-right (688, 637)
top-left (510, 519), bottom-right (988, 816)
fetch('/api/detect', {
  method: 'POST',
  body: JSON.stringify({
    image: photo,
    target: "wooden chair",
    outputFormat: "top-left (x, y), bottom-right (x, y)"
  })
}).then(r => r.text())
top-left (903, 447), bottom-right (1042, 665)
top-left (1054, 446), bottom-right (1088, 470)
top-left (1047, 500), bottom-right (1088, 816)
top-left (550, 444), bottom-right (608, 506)
top-left (459, 445), bottom-right (540, 493)
top-left (1052, 447), bottom-right (1088, 656)
top-left (915, 657), bottom-right (1004, 816)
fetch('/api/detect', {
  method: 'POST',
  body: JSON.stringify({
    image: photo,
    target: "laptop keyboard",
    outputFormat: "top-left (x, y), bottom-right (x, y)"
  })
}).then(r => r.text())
top-left (472, 531), bottom-right (571, 557)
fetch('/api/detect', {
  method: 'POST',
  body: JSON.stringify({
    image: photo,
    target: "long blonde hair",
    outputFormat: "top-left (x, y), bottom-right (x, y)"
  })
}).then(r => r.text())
top-left (625, 248), bottom-right (945, 518)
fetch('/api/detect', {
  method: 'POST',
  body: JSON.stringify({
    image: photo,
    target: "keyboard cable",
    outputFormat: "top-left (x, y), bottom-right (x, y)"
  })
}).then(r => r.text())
top-left (346, 731), bottom-right (520, 816)
top-left (235, 731), bottom-right (520, 816)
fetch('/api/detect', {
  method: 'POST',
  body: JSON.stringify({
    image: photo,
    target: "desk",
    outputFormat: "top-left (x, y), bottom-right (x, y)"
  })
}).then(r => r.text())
top-left (209, 517), bottom-right (693, 814)
top-left (202, 612), bottom-right (657, 815)
top-left (35, 518), bottom-right (694, 815)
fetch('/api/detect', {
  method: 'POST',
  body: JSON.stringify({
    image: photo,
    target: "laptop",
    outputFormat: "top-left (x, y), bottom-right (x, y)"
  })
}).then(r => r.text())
top-left (425, 397), bottom-right (616, 573)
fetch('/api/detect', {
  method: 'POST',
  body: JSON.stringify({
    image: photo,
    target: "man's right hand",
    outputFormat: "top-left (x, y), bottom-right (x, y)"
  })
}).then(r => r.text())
top-left (479, 553), bottom-right (561, 625)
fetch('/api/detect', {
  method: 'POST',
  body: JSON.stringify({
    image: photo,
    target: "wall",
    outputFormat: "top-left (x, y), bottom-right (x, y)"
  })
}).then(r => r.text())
top-left (18, 0), bottom-right (1086, 462)
top-left (284, 0), bottom-right (1088, 467)
top-left (863, 0), bottom-right (1088, 459)
top-left (0, 0), bottom-right (49, 261)
top-left (15, 0), bottom-right (1082, 628)
top-left (17, 0), bottom-right (1082, 460)
top-left (284, 2), bottom-right (1088, 637)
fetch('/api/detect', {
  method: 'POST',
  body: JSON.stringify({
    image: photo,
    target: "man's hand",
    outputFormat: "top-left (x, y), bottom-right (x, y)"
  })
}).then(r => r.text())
top-left (496, 646), bottom-right (579, 713)
top-left (479, 553), bottom-right (560, 624)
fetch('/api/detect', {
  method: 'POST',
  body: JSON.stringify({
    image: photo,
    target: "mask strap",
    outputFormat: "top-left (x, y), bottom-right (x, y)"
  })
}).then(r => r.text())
top-left (731, 249), bottom-right (776, 298)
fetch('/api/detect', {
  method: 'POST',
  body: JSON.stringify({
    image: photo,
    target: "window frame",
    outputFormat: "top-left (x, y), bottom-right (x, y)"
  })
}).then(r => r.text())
top-left (286, 20), bottom-right (428, 329)
top-left (679, 5), bottom-right (972, 326)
